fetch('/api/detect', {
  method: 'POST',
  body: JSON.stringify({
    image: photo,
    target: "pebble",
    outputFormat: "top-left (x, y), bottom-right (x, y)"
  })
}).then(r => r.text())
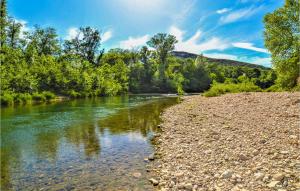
top-left (254, 172), bottom-right (264, 181)
top-left (221, 170), bottom-right (233, 179)
top-left (267, 181), bottom-right (280, 188)
top-left (150, 93), bottom-right (300, 191)
top-left (132, 172), bottom-right (142, 178)
top-left (149, 178), bottom-right (159, 186)
top-left (148, 153), bottom-right (155, 160)
top-left (184, 183), bottom-right (193, 190)
top-left (273, 173), bottom-right (285, 181)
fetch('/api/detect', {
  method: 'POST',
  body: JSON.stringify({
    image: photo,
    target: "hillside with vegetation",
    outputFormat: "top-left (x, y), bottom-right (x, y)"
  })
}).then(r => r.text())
top-left (172, 51), bottom-right (269, 69)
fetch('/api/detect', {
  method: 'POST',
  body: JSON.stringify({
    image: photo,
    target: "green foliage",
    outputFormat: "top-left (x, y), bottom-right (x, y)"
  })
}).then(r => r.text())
top-left (203, 82), bottom-right (262, 97)
top-left (32, 93), bottom-right (46, 102)
top-left (264, 84), bottom-right (285, 92)
top-left (0, 93), bottom-right (14, 106)
top-left (25, 26), bottom-right (60, 56)
top-left (264, 0), bottom-right (300, 89)
top-left (1, 3), bottom-right (280, 106)
top-left (42, 91), bottom-right (56, 100)
top-left (64, 27), bottom-right (103, 65)
top-left (147, 33), bottom-right (178, 83)
top-left (0, 0), bottom-right (7, 48)
top-left (67, 90), bottom-right (81, 98)
top-left (14, 93), bottom-right (32, 104)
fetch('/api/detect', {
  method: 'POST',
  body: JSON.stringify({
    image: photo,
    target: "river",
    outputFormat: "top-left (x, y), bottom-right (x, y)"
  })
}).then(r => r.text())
top-left (0, 95), bottom-right (179, 190)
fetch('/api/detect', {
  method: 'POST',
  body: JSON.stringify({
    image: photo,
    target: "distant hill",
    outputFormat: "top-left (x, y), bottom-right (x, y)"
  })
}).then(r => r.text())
top-left (172, 51), bottom-right (270, 70)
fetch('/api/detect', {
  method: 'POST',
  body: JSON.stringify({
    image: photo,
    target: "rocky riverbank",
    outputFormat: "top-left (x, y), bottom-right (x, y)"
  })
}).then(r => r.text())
top-left (149, 92), bottom-right (299, 191)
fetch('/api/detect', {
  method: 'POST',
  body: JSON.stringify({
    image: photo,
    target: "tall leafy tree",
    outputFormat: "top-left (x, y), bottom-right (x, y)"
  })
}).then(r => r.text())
top-left (64, 27), bottom-right (104, 65)
top-left (25, 26), bottom-right (60, 56)
top-left (147, 33), bottom-right (177, 83)
top-left (6, 17), bottom-right (22, 48)
top-left (139, 46), bottom-right (152, 83)
top-left (0, 0), bottom-right (7, 48)
top-left (264, 0), bottom-right (300, 88)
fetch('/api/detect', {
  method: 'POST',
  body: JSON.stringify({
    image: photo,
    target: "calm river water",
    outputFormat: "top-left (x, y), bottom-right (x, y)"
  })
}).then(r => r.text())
top-left (1, 95), bottom-right (178, 190)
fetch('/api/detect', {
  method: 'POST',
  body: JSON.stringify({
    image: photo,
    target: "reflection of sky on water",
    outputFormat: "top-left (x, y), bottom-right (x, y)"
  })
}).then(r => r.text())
top-left (1, 95), bottom-right (178, 190)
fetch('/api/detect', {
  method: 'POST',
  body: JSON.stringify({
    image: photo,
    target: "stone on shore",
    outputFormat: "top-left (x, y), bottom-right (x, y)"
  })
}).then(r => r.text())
top-left (150, 92), bottom-right (299, 190)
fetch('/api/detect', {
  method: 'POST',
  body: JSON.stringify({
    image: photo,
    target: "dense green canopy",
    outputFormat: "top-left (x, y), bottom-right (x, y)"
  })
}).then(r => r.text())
top-left (264, 0), bottom-right (300, 88)
top-left (0, 0), bottom-right (278, 106)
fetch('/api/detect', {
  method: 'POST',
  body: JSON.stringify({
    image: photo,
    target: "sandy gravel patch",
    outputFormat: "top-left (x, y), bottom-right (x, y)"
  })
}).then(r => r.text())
top-left (150, 92), bottom-right (299, 191)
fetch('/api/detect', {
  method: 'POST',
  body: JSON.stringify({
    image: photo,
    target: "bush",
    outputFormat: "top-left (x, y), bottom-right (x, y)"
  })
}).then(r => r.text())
top-left (203, 82), bottom-right (262, 97)
top-left (291, 85), bottom-right (300, 92)
top-left (67, 90), bottom-right (81, 98)
top-left (1, 93), bottom-right (14, 106)
top-left (32, 93), bottom-right (46, 102)
top-left (264, 84), bottom-right (285, 92)
top-left (42, 91), bottom-right (56, 100)
top-left (14, 93), bottom-right (32, 105)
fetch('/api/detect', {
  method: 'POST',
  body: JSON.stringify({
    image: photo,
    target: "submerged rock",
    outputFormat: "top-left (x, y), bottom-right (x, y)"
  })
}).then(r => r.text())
top-left (132, 172), bottom-right (142, 178)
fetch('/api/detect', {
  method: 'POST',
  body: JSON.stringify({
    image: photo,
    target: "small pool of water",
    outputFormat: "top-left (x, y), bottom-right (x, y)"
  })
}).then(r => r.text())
top-left (1, 95), bottom-right (179, 190)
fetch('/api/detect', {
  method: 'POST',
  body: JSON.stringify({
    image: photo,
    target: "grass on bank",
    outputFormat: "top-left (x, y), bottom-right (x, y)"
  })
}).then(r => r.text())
top-left (1, 91), bottom-right (56, 106)
top-left (203, 82), bottom-right (262, 97)
top-left (204, 81), bottom-right (300, 97)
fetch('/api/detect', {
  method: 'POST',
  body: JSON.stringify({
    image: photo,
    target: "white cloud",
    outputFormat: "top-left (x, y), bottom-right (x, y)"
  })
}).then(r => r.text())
top-left (14, 19), bottom-right (30, 38)
top-left (232, 42), bottom-right (269, 53)
top-left (169, 26), bottom-right (185, 41)
top-left (169, 26), bottom-right (229, 54)
top-left (242, 56), bottom-right (271, 67)
top-left (204, 53), bottom-right (238, 60)
top-left (119, 35), bottom-right (150, 49)
top-left (219, 6), bottom-right (261, 24)
top-left (102, 30), bottom-right (113, 43)
top-left (171, 0), bottom-right (196, 22)
top-left (114, 0), bottom-right (195, 24)
top-left (66, 28), bottom-right (113, 42)
top-left (216, 8), bottom-right (231, 14)
top-left (66, 27), bottom-right (80, 40)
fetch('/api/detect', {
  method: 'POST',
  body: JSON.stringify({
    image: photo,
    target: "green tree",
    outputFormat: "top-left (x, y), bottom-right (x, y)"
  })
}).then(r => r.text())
top-left (25, 26), bottom-right (60, 56)
top-left (147, 33), bottom-right (177, 83)
top-left (264, 0), bottom-right (300, 88)
top-left (6, 17), bottom-right (22, 48)
top-left (64, 27), bottom-right (104, 65)
top-left (139, 46), bottom-right (153, 83)
top-left (0, 0), bottom-right (7, 48)
top-left (182, 58), bottom-right (211, 92)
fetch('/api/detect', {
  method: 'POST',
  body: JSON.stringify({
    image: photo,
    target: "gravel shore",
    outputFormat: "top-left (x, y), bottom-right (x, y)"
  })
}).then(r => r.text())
top-left (150, 92), bottom-right (299, 191)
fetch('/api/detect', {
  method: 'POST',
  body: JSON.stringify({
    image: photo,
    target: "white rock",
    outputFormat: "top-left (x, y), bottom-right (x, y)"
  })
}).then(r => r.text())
top-left (184, 183), bottom-right (193, 190)
top-left (149, 178), bottom-right (159, 186)
top-left (267, 181), bottom-right (280, 188)
top-left (254, 172), bottom-right (265, 181)
top-left (221, 170), bottom-right (233, 179)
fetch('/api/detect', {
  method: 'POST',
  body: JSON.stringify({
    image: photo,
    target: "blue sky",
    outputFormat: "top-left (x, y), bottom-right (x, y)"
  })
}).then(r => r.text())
top-left (8, 0), bottom-right (284, 67)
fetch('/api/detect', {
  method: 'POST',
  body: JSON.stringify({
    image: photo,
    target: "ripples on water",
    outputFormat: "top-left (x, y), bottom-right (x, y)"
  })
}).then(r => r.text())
top-left (1, 95), bottom-right (179, 190)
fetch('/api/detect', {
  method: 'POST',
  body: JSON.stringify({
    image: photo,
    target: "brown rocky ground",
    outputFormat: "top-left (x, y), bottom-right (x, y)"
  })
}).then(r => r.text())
top-left (149, 92), bottom-right (300, 191)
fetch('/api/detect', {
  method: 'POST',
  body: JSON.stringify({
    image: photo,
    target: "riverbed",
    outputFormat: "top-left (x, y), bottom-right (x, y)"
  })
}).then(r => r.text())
top-left (1, 95), bottom-right (179, 190)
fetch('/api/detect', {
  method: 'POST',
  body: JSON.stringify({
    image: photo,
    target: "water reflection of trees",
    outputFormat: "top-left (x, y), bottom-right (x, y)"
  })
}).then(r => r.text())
top-left (98, 98), bottom-right (177, 136)
top-left (35, 131), bottom-right (60, 160)
top-left (0, 96), bottom-right (177, 190)
top-left (1, 145), bottom-right (21, 190)
top-left (64, 123), bottom-right (101, 158)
